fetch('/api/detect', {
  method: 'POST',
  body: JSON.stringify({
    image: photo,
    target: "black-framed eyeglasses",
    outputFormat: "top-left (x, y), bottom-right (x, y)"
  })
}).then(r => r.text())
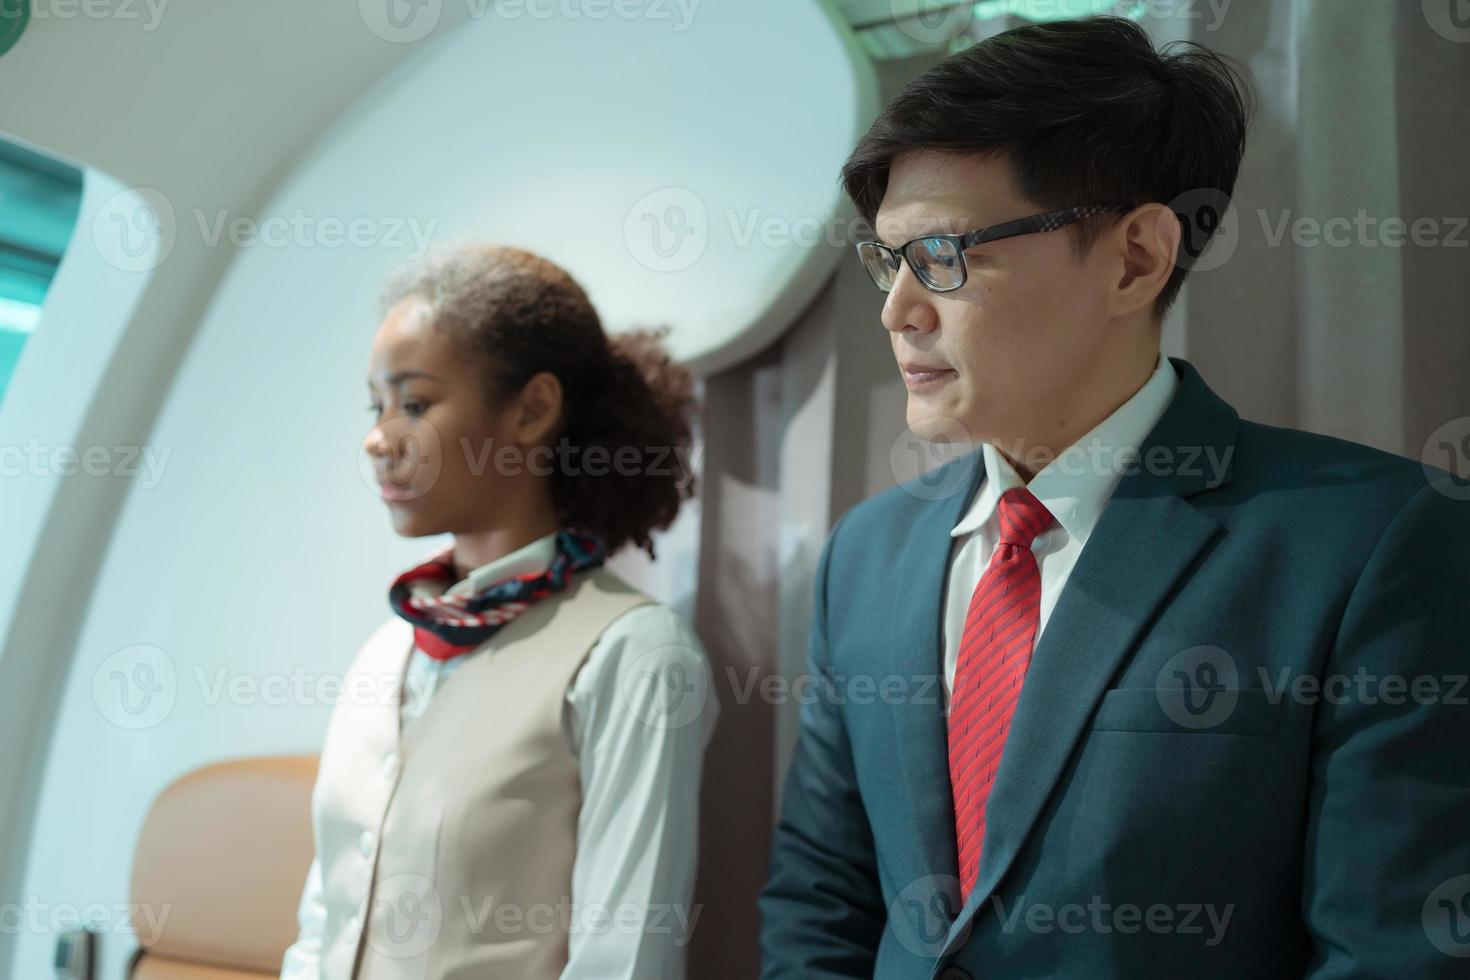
top-left (855, 203), bottom-right (1134, 294)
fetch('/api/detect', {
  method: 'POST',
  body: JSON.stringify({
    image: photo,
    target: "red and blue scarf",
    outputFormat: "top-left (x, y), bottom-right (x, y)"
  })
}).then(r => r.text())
top-left (388, 529), bottom-right (607, 660)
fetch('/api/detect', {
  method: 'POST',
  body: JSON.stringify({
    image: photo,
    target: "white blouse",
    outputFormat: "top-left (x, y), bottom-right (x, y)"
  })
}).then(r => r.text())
top-left (281, 533), bottom-right (720, 979)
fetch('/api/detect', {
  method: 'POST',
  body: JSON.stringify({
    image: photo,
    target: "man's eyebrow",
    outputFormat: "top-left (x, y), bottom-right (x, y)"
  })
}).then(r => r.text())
top-left (873, 220), bottom-right (982, 247)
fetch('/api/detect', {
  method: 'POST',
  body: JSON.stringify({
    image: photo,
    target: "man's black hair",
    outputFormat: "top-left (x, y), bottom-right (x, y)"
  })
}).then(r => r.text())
top-left (841, 16), bottom-right (1257, 320)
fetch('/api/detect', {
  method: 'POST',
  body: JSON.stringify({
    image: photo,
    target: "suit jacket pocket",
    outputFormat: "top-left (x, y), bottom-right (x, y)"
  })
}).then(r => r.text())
top-left (1087, 687), bottom-right (1284, 735)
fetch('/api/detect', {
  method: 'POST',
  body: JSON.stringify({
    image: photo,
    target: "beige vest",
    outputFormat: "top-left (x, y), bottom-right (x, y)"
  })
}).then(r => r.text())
top-left (310, 566), bottom-right (655, 979)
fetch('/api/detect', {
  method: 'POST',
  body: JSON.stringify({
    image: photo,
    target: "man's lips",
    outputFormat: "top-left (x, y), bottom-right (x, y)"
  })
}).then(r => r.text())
top-left (901, 363), bottom-right (957, 388)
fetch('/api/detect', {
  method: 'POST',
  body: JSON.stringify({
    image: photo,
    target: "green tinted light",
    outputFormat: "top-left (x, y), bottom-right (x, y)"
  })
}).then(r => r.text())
top-left (973, 0), bottom-right (1144, 23)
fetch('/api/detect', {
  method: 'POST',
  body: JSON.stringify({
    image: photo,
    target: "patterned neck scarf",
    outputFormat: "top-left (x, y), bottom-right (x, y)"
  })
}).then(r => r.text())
top-left (388, 529), bottom-right (607, 660)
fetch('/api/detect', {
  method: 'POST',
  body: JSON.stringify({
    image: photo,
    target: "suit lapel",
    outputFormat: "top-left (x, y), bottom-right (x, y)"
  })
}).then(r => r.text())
top-left (889, 446), bottom-right (988, 913)
top-left (928, 357), bottom-right (1240, 960)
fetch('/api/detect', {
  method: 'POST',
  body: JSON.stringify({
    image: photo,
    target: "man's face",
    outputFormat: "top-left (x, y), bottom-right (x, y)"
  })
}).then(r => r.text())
top-left (874, 150), bottom-right (1119, 451)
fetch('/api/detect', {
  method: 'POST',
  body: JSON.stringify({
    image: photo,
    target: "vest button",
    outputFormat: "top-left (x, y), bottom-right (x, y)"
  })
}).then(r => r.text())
top-left (381, 752), bottom-right (398, 777)
top-left (347, 911), bottom-right (361, 935)
top-left (359, 830), bottom-right (375, 857)
top-left (937, 968), bottom-right (972, 980)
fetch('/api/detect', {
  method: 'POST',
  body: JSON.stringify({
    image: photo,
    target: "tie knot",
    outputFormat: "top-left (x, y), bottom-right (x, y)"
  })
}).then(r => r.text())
top-left (996, 486), bottom-right (1054, 548)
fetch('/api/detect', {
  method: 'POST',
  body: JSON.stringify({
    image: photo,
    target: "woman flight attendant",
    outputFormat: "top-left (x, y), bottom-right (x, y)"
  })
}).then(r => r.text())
top-left (280, 244), bottom-right (718, 979)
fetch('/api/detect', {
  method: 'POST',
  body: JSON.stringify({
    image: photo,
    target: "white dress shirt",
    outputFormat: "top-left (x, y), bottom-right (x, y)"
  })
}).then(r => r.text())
top-left (941, 351), bottom-right (1179, 706)
top-left (282, 533), bottom-right (718, 980)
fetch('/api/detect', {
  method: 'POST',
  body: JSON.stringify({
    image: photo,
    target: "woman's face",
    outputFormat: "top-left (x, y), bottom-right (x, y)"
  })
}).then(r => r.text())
top-left (363, 297), bottom-right (527, 538)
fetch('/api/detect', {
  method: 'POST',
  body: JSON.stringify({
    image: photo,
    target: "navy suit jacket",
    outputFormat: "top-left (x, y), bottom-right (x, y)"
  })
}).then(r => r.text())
top-left (759, 356), bottom-right (1470, 979)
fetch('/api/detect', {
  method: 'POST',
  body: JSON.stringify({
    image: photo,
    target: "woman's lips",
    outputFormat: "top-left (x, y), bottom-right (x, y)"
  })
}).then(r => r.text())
top-left (378, 482), bottom-right (417, 501)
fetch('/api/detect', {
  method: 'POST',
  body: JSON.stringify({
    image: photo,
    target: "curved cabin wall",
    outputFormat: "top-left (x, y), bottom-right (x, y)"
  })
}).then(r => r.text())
top-left (0, 2), bottom-right (875, 977)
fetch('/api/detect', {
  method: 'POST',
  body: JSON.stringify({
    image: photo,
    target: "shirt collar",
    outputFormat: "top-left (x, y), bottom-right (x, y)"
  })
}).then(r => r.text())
top-left (445, 530), bottom-right (559, 596)
top-left (950, 351), bottom-right (1180, 548)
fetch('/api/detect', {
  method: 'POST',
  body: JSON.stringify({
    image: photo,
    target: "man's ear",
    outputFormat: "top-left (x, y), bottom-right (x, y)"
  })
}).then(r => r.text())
top-left (1107, 203), bottom-right (1181, 319)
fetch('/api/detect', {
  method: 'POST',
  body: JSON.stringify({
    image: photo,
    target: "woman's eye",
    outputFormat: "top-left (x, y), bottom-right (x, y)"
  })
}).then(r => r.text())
top-left (365, 402), bottom-right (426, 417)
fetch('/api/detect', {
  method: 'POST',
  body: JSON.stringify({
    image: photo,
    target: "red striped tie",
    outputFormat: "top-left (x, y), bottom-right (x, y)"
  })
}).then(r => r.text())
top-left (948, 485), bottom-right (1055, 900)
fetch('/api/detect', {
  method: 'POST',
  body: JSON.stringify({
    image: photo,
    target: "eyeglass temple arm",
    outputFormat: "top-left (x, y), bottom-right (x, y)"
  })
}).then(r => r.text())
top-left (962, 205), bottom-right (1132, 249)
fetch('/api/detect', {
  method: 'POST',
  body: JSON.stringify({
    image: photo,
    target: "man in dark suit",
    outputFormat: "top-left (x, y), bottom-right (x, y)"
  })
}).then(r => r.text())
top-left (759, 16), bottom-right (1470, 980)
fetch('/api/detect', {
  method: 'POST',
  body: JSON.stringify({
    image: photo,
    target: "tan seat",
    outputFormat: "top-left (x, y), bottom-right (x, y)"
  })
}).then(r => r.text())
top-left (128, 755), bottom-right (318, 979)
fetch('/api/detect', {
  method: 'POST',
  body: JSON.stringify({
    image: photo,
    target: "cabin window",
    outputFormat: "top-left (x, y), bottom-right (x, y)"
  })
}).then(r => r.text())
top-left (0, 138), bottom-right (83, 406)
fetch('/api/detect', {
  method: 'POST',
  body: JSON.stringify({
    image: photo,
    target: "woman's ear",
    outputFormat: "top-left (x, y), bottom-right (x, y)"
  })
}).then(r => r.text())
top-left (512, 371), bottom-right (564, 445)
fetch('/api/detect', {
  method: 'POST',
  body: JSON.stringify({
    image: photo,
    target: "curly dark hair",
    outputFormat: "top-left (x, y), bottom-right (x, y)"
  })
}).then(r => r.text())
top-left (380, 243), bottom-right (698, 560)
